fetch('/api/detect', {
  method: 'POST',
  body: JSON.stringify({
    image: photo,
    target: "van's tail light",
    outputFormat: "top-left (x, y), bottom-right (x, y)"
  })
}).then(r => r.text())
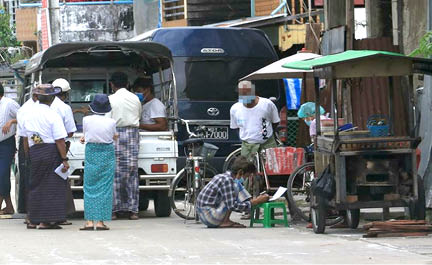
top-left (151, 164), bottom-right (168, 173)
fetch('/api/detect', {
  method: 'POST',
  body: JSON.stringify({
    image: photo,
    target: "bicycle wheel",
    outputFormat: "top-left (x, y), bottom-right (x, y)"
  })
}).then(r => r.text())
top-left (170, 164), bottom-right (218, 220)
top-left (287, 162), bottom-right (315, 222)
top-left (222, 148), bottom-right (242, 172)
top-left (287, 162), bottom-right (344, 226)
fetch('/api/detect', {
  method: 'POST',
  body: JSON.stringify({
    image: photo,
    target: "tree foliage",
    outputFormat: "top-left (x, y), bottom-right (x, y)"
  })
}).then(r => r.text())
top-left (409, 31), bottom-right (432, 58)
top-left (0, 7), bottom-right (19, 47)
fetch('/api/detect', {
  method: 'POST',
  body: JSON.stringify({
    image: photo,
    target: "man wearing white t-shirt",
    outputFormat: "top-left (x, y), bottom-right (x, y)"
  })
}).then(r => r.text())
top-left (230, 80), bottom-right (280, 159)
top-left (230, 80), bottom-right (280, 206)
top-left (132, 77), bottom-right (167, 131)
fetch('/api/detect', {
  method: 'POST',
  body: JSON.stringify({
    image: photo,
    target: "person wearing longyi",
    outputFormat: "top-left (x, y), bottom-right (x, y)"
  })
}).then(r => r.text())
top-left (21, 84), bottom-right (69, 230)
top-left (0, 83), bottom-right (19, 215)
top-left (51, 78), bottom-right (77, 226)
top-left (106, 72), bottom-right (142, 220)
top-left (79, 94), bottom-right (117, 231)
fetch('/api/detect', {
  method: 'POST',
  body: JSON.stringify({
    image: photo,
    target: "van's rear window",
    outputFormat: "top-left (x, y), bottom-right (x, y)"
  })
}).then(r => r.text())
top-left (152, 28), bottom-right (276, 58)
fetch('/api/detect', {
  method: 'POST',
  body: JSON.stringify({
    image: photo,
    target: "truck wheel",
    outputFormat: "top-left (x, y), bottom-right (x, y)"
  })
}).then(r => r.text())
top-left (154, 190), bottom-right (171, 217)
top-left (346, 209), bottom-right (360, 229)
top-left (311, 194), bottom-right (326, 234)
top-left (139, 197), bottom-right (149, 211)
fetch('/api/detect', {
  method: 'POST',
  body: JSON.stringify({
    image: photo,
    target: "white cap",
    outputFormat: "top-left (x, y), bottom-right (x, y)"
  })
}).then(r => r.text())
top-left (52, 78), bottom-right (71, 92)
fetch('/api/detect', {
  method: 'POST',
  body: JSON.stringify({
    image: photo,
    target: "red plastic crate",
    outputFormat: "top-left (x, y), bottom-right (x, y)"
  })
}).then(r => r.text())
top-left (264, 147), bottom-right (305, 175)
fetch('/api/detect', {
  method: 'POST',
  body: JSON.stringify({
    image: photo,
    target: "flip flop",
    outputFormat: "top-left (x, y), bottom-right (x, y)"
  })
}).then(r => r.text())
top-left (79, 226), bottom-right (94, 231)
top-left (57, 221), bottom-right (72, 225)
top-left (38, 224), bottom-right (62, 230)
top-left (26, 224), bottom-right (37, 229)
top-left (95, 225), bottom-right (110, 231)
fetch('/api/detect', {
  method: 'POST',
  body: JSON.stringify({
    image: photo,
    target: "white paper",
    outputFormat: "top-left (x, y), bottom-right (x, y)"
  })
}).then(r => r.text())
top-left (269, 186), bottom-right (287, 201)
top-left (55, 164), bottom-right (71, 180)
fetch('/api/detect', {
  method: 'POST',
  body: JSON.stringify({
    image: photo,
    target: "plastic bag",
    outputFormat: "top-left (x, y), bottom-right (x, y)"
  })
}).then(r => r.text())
top-left (311, 165), bottom-right (335, 200)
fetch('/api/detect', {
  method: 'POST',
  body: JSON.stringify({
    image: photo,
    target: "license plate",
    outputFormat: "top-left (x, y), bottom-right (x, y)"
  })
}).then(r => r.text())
top-left (198, 126), bottom-right (229, 139)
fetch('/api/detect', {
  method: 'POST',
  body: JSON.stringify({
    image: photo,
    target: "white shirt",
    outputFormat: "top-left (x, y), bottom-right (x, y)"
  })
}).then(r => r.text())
top-left (21, 103), bottom-right (67, 147)
top-left (50, 96), bottom-right (77, 134)
top-left (140, 98), bottom-right (166, 126)
top-left (0, 96), bottom-right (19, 142)
top-left (17, 98), bottom-right (37, 137)
top-left (83, 115), bottom-right (117, 144)
top-left (107, 88), bottom-right (142, 128)
top-left (230, 97), bottom-right (280, 144)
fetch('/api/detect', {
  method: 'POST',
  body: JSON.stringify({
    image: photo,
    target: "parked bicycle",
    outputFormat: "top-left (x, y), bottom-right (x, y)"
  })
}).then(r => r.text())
top-left (223, 144), bottom-right (343, 225)
top-left (169, 119), bottom-right (219, 220)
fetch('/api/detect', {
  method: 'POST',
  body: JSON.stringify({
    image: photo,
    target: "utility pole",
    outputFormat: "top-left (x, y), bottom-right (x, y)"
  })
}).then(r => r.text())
top-left (48, 0), bottom-right (60, 45)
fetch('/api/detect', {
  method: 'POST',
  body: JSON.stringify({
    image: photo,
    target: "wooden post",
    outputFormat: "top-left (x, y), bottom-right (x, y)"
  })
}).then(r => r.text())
top-left (324, 0), bottom-right (346, 30)
top-left (388, 77), bottom-right (395, 136)
top-left (346, 0), bottom-right (354, 50)
top-left (408, 75), bottom-right (415, 137)
top-left (315, 77), bottom-right (321, 137)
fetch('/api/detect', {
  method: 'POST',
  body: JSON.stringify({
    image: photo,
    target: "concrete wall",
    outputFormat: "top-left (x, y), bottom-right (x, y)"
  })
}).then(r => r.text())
top-left (133, 0), bottom-right (159, 35)
top-left (60, 4), bottom-right (134, 42)
top-left (402, 0), bottom-right (427, 54)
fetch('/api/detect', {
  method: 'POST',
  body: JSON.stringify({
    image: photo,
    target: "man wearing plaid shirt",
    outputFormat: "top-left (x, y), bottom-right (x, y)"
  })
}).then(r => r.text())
top-left (197, 156), bottom-right (269, 228)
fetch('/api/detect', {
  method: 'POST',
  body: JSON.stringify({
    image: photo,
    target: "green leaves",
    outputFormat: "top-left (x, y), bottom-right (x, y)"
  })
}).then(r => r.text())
top-left (0, 7), bottom-right (19, 48)
top-left (409, 31), bottom-right (432, 58)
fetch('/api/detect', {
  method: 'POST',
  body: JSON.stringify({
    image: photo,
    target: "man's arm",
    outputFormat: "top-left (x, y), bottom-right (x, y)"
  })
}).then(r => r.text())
top-left (2, 119), bottom-right (17, 134)
top-left (139, 118), bottom-right (168, 131)
top-left (55, 138), bottom-right (70, 173)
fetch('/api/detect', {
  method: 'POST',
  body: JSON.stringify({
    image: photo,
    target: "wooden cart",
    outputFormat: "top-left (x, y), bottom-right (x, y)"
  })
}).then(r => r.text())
top-left (283, 50), bottom-right (432, 233)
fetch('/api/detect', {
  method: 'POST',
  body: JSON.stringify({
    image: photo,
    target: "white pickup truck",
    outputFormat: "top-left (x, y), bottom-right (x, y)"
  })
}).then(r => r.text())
top-left (15, 42), bottom-right (178, 217)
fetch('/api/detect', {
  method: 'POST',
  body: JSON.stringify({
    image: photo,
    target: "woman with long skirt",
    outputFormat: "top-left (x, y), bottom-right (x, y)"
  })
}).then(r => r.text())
top-left (80, 94), bottom-right (117, 231)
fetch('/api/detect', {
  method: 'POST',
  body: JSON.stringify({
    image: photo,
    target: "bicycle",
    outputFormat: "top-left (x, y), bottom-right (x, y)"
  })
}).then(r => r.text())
top-left (169, 119), bottom-right (219, 220)
top-left (286, 145), bottom-right (343, 226)
top-left (223, 144), bottom-right (344, 226)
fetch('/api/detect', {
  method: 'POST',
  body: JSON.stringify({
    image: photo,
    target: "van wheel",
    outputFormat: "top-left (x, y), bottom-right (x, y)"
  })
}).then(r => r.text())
top-left (154, 191), bottom-right (171, 217)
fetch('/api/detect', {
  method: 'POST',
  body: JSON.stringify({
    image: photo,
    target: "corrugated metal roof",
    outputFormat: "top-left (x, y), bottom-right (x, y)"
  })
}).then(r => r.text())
top-left (352, 37), bottom-right (408, 136)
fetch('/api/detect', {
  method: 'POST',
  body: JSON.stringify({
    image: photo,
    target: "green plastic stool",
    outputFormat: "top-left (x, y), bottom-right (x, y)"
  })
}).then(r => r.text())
top-left (249, 201), bottom-right (289, 228)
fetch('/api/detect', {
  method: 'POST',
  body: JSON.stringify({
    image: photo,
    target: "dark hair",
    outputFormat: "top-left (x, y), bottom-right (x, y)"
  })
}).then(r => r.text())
top-left (110, 72), bottom-right (129, 88)
top-left (0, 83), bottom-right (3, 96)
top-left (231, 156), bottom-right (256, 175)
top-left (37, 94), bottom-right (55, 104)
top-left (133, 77), bottom-right (154, 93)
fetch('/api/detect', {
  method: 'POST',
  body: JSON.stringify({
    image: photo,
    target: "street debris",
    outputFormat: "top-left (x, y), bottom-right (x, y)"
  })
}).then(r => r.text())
top-left (363, 220), bottom-right (432, 238)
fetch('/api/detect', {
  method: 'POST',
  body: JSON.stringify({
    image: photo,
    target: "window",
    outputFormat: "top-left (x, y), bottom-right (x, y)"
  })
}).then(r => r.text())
top-left (69, 80), bottom-right (106, 102)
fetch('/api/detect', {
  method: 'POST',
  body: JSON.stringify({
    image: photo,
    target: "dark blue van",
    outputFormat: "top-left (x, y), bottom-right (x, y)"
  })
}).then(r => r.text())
top-left (130, 27), bottom-right (284, 172)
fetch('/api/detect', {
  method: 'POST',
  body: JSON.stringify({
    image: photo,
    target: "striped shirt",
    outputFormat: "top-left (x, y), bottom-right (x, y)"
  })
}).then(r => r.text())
top-left (197, 171), bottom-right (251, 212)
top-left (0, 96), bottom-right (19, 142)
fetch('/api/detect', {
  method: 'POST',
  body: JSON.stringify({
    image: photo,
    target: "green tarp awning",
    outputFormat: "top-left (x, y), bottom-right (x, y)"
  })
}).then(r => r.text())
top-left (282, 50), bottom-right (405, 70)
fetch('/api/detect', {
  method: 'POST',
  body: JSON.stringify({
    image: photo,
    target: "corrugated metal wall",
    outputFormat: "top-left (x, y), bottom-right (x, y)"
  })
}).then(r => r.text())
top-left (352, 37), bottom-right (408, 136)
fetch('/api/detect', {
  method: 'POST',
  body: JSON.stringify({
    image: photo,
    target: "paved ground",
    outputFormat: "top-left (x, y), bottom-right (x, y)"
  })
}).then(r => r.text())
top-left (2, 200), bottom-right (432, 264)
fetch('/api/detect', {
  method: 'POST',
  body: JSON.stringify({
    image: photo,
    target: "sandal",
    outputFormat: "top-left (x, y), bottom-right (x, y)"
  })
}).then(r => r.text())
top-left (26, 223), bottom-right (37, 229)
top-left (95, 225), bottom-right (110, 231)
top-left (57, 221), bottom-right (72, 225)
top-left (38, 224), bottom-right (62, 230)
top-left (79, 226), bottom-right (94, 231)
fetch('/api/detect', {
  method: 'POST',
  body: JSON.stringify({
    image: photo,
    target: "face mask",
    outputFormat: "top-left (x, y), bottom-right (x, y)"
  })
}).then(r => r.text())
top-left (305, 120), bottom-right (312, 126)
top-left (135, 93), bottom-right (145, 103)
top-left (239, 95), bottom-right (255, 104)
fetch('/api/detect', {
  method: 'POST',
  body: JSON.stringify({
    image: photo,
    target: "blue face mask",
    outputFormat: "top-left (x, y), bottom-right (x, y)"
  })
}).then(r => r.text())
top-left (239, 95), bottom-right (255, 104)
top-left (305, 120), bottom-right (312, 126)
top-left (135, 93), bottom-right (145, 103)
